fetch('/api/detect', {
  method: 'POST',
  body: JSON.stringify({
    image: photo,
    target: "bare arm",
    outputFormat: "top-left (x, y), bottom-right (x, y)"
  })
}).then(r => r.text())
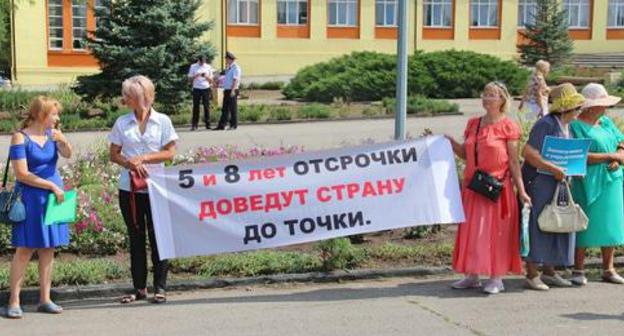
top-left (51, 129), bottom-right (72, 159)
top-left (587, 152), bottom-right (615, 165)
top-left (141, 141), bottom-right (176, 164)
top-left (110, 142), bottom-right (176, 178)
top-left (507, 140), bottom-right (531, 204)
top-left (522, 144), bottom-right (565, 180)
top-left (444, 135), bottom-right (466, 160)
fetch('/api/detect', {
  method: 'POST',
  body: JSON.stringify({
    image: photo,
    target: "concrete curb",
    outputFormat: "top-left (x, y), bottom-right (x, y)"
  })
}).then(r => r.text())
top-left (2, 256), bottom-right (623, 304)
top-left (1, 266), bottom-right (452, 305)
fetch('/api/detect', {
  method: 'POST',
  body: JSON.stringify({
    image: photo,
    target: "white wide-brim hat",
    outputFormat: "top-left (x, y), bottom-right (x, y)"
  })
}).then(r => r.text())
top-left (581, 83), bottom-right (622, 109)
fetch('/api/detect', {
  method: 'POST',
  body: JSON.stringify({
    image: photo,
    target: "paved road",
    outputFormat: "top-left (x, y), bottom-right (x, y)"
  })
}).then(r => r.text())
top-left (2, 275), bottom-right (624, 336)
top-left (0, 99), bottom-right (486, 160)
top-left (1, 99), bottom-right (621, 164)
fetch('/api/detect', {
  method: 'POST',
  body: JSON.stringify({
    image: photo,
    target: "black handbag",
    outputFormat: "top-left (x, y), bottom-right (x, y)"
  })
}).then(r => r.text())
top-left (467, 118), bottom-right (504, 201)
top-left (0, 153), bottom-right (26, 225)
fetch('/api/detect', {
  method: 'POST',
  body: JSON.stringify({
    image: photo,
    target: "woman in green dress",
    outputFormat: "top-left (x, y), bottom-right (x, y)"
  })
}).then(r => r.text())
top-left (570, 83), bottom-right (624, 286)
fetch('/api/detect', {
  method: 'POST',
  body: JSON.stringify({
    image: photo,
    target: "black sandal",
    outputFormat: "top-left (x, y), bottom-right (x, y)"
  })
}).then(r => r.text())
top-left (152, 293), bottom-right (167, 304)
top-left (120, 290), bottom-right (148, 304)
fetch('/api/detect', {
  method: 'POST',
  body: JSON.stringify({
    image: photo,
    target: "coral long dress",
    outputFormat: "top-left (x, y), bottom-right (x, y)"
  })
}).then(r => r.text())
top-left (452, 117), bottom-right (523, 277)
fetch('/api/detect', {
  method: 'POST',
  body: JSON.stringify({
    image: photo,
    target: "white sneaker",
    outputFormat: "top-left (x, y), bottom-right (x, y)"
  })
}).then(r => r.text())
top-left (451, 276), bottom-right (482, 289)
top-left (570, 271), bottom-right (588, 286)
top-left (541, 273), bottom-right (573, 287)
top-left (602, 270), bottom-right (624, 285)
top-left (483, 278), bottom-right (505, 294)
top-left (526, 275), bottom-right (550, 291)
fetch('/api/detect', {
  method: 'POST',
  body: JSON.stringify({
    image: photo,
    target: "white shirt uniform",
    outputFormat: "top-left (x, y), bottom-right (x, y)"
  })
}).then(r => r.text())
top-left (188, 63), bottom-right (213, 90)
top-left (108, 109), bottom-right (179, 192)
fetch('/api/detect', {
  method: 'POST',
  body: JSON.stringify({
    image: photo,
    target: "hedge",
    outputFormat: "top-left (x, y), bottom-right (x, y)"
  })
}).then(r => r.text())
top-left (283, 50), bottom-right (530, 102)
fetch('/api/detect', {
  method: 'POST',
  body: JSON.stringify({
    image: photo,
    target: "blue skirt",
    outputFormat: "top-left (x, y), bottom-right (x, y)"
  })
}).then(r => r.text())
top-left (524, 174), bottom-right (575, 266)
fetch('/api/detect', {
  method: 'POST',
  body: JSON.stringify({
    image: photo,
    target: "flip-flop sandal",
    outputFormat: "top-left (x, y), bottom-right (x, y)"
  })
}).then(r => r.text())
top-left (120, 291), bottom-right (147, 304)
top-left (152, 294), bottom-right (167, 304)
top-left (37, 302), bottom-right (63, 314)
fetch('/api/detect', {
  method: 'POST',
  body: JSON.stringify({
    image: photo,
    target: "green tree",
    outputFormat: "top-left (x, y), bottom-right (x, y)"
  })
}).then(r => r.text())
top-left (0, 0), bottom-right (12, 76)
top-left (73, 0), bottom-right (215, 112)
top-left (517, 0), bottom-right (574, 68)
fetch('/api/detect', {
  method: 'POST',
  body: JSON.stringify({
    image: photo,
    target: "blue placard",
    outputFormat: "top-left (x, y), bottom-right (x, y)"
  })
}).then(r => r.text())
top-left (538, 136), bottom-right (592, 176)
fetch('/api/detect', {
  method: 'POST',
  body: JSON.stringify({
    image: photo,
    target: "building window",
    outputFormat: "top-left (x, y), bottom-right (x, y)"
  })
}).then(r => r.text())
top-left (228, 0), bottom-right (260, 25)
top-left (609, 0), bottom-right (624, 27)
top-left (564, 0), bottom-right (590, 28)
top-left (518, 0), bottom-right (537, 27)
top-left (71, 0), bottom-right (88, 50)
top-left (376, 0), bottom-right (397, 27)
top-left (48, 0), bottom-right (64, 50)
top-left (424, 0), bottom-right (452, 27)
top-left (328, 0), bottom-right (358, 27)
top-left (278, 0), bottom-right (308, 25)
top-left (470, 0), bottom-right (499, 27)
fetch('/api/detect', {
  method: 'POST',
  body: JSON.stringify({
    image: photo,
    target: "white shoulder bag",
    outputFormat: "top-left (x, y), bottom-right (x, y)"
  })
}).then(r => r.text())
top-left (538, 180), bottom-right (588, 233)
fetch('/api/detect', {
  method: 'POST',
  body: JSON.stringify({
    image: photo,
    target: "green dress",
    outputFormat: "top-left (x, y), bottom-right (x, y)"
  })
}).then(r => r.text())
top-left (570, 116), bottom-right (624, 248)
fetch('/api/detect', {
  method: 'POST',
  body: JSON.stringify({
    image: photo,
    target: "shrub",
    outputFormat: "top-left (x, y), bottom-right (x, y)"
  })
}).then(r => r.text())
top-left (383, 96), bottom-right (459, 115)
top-left (419, 50), bottom-right (529, 98)
top-left (198, 251), bottom-right (321, 277)
top-left (268, 106), bottom-right (293, 121)
top-left (298, 104), bottom-right (333, 119)
top-left (316, 238), bottom-right (366, 271)
top-left (0, 259), bottom-right (128, 289)
top-left (283, 50), bottom-right (529, 102)
top-left (244, 81), bottom-right (286, 90)
top-left (239, 105), bottom-right (265, 122)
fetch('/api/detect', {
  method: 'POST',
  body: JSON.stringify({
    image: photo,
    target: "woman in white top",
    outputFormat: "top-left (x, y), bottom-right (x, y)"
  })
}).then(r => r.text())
top-left (520, 60), bottom-right (551, 119)
top-left (108, 75), bottom-right (178, 304)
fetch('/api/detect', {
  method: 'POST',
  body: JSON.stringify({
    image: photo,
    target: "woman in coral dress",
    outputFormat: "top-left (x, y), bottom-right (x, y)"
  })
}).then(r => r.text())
top-left (446, 82), bottom-right (531, 294)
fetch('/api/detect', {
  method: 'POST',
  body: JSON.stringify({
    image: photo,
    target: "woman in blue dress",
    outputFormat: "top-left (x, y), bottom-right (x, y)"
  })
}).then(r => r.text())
top-left (521, 83), bottom-right (584, 290)
top-left (4, 96), bottom-right (73, 319)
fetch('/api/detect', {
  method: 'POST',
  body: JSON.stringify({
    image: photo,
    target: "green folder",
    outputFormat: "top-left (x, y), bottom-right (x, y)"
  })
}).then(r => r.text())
top-left (44, 189), bottom-right (78, 225)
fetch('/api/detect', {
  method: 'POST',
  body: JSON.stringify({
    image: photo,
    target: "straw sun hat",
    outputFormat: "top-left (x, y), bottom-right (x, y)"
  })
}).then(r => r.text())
top-left (549, 83), bottom-right (585, 114)
top-left (581, 83), bottom-right (622, 110)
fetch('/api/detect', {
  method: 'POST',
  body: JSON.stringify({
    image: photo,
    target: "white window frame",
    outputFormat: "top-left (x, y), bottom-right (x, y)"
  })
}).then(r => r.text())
top-left (277, 0), bottom-right (308, 25)
top-left (564, 0), bottom-right (590, 29)
top-left (228, 0), bottom-right (260, 25)
top-left (48, 0), bottom-right (64, 50)
top-left (72, 0), bottom-right (88, 51)
top-left (608, 0), bottom-right (624, 28)
top-left (470, 0), bottom-right (499, 28)
top-left (423, 0), bottom-right (453, 28)
top-left (517, 0), bottom-right (538, 28)
top-left (328, 0), bottom-right (358, 27)
top-left (376, 0), bottom-right (398, 27)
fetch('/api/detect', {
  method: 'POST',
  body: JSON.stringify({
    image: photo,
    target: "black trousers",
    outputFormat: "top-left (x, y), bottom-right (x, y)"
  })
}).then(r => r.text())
top-left (192, 88), bottom-right (212, 128)
top-left (218, 89), bottom-right (239, 129)
top-left (119, 190), bottom-right (168, 294)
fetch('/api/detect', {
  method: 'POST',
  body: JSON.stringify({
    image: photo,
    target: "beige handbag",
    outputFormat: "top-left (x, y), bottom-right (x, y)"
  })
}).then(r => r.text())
top-left (538, 180), bottom-right (588, 233)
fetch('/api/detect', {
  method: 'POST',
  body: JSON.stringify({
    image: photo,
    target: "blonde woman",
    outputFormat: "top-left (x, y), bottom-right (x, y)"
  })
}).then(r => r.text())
top-left (446, 82), bottom-right (531, 294)
top-left (108, 75), bottom-right (178, 304)
top-left (5, 97), bottom-right (72, 319)
top-left (521, 60), bottom-right (551, 119)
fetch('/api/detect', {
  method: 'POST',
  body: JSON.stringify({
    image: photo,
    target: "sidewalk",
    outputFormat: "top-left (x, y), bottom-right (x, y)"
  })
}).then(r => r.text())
top-left (2, 274), bottom-right (624, 336)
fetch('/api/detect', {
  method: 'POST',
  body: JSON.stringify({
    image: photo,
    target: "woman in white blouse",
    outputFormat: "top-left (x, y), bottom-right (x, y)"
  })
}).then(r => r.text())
top-left (108, 75), bottom-right (178, 304)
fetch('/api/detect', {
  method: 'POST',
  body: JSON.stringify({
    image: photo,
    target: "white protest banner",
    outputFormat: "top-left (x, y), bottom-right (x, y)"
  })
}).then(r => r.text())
top-left (147, 136), bottom-right (465, 259)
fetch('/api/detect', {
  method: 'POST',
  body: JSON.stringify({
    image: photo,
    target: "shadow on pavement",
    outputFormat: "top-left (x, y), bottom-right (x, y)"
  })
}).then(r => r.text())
top-left (561, 312), bottom-right (624, 322)
top-left (60, 277), bottom-right (532, 311)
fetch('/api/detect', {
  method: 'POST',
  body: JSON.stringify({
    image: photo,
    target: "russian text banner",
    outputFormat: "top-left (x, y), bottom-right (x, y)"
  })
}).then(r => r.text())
top-left (147, 136), bottom-right (465, 259)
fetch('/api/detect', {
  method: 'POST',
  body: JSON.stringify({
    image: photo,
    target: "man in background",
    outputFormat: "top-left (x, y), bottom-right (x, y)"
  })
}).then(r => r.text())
top-left (188, 55), bottom-right (214, 131)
